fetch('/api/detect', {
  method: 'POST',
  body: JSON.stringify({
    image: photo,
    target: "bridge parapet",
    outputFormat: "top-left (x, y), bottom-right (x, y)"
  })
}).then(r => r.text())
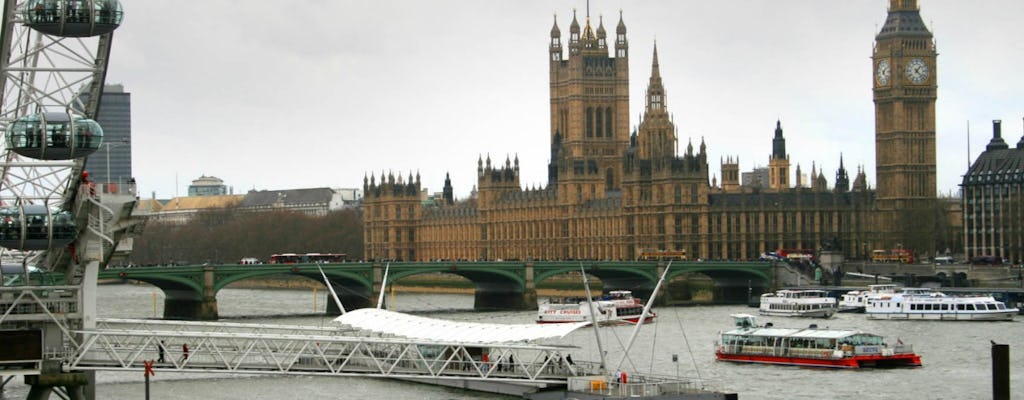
top-left (99, 261), bottom-right (775, 318)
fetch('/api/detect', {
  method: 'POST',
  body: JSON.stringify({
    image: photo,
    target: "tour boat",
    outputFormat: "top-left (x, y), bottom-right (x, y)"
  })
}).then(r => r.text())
top-left (865, 288), bottom-right (1018, 321)
top-left (536, 290), bottom-right (655, 325)
top-left (715, 314), bottom-right (922, 368)
top-left (838, 284), bottom-right (899, 313)
top-left (758, 289), bottom-right (837, 318)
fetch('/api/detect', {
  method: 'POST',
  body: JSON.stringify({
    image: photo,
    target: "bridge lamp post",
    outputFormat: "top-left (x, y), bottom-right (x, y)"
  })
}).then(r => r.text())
top-left (102, 139), bottom-right (129, 186)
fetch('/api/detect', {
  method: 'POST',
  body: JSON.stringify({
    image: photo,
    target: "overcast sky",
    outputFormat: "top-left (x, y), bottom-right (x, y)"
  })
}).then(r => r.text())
top-left (105, 1), bottom-right (1024, 200)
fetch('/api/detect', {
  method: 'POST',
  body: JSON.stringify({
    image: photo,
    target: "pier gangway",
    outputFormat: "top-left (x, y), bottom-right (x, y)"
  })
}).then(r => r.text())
top-left (67, 318), bottom-right (596, 392)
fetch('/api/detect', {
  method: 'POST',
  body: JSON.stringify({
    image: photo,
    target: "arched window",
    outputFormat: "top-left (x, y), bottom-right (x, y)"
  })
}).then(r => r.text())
top-left (586, 107), bottom-right (593, 137)
top-left (606, 169), bottom-right (614, 189)
top-left (605, 107), bottom-right (613, 138)
top-left (595, 108), bottom-right (603, 137)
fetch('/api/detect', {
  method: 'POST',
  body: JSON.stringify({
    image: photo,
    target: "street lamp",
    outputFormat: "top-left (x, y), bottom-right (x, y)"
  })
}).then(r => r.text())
top-left (102, 139), bottom-right (129, 187)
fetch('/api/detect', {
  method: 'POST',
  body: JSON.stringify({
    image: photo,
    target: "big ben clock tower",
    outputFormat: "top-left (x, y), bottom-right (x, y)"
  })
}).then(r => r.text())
top-left (873, 0), bottom-right (937, 213)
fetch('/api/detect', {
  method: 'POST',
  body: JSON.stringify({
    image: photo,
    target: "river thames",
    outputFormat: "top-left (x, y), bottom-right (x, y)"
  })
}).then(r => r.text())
top-left (2, 284), bottom-right (1021, 399)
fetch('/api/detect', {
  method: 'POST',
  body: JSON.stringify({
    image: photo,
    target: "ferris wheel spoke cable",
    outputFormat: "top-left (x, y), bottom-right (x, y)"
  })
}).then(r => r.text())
top-left (672, 307), bottom-right (703, 385)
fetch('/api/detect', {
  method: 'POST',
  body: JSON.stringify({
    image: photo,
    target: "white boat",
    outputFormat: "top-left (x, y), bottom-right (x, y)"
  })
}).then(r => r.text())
top-left (838, 284), bottom-right (899, 313)
top-left (536, 290), bottom-right (655, 325)
top-left (759, 289), bottom-right (837, 318)
top-left (865, 288), bottom-right (1018, 321)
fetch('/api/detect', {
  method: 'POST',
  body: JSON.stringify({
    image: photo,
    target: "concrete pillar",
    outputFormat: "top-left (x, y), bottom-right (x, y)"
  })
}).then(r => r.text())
top-left (25, 360), bottom-right (88, 400)
top-left (371, 263), bottom-right (384, 309)
top-left (522, 262), bottom-right (538, 309)
top-left (162, 268), bottom-right (219, 320)
top-left (820, 250), bottom-right (845, 285)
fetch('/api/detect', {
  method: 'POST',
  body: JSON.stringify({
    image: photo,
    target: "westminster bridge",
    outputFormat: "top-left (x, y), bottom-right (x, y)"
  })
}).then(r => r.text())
top-left (97, 261), bottom-right (776, 320)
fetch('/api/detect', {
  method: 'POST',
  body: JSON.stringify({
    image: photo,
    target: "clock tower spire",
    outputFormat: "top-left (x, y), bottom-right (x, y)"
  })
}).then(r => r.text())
top-left (873, 0), bottom-right (937, 210)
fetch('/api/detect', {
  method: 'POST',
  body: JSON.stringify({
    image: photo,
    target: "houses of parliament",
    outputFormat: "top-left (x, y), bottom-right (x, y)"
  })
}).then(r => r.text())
top-left (363, 0), bottom-right (959, 263)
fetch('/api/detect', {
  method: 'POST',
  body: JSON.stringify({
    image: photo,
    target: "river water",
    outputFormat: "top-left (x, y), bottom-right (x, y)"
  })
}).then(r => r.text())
top-left (2, 284), bottom-right (1022, 400)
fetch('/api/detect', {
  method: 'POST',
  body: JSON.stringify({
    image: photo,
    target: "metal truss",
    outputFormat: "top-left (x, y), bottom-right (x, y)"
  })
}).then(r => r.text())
top-left (67, 318), bottom-right (596, 385)
top-left (0, 0), bottom-right (112, 207)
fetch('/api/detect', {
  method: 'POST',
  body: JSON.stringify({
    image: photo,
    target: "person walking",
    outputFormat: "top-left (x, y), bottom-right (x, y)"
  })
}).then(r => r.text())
top-left (180, 343), bottom-right (189, 362)
top-left (157, 340), bottom-right (165, 363)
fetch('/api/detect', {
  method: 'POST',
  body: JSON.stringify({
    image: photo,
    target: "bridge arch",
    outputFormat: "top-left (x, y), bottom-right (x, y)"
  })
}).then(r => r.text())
top-left (388, 263), bottom-right (529, 309)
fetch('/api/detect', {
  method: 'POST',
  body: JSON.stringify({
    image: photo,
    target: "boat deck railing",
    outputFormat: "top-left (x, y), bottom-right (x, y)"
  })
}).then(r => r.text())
top-left (568, 373), bottom-right (715, 397)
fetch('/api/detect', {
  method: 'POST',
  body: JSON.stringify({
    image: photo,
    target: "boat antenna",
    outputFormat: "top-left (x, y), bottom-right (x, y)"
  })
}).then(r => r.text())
top-left (580, 262), bottom-right (607, 373)
top-left (614, 261), bottom-right (672, 371)
top-left (318, 264), bottom-right (346, 315)
top-left (376, 262), bottom-right (391, 309)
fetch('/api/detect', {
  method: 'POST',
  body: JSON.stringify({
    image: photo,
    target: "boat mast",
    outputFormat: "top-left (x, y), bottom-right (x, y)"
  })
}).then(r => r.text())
top-left (317, 265), bottom-right (346, 315)
top-left (580, 263), bottom-right (607, 373)
top-left (376, 262), bottom-right (391, 309)
top-left (614, 261), bottom-right (672, 371)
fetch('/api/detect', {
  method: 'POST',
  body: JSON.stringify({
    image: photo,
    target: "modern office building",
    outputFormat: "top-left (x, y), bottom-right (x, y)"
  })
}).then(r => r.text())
top-left (962, 120), bottom-right (1024, 263)
top-left (84, 84), bottom-right (132, 187)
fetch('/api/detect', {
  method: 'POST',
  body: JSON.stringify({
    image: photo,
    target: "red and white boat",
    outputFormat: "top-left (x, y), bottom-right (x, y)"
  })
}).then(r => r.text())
top-left (536, 290), bottom-right (655, 325)
top-left (715, 314), bottom-right (922, 368)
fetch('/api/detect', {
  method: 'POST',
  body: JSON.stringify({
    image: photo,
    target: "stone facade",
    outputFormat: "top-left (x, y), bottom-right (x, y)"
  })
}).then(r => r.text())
top-left (363, 2), bottom-right (945, 262)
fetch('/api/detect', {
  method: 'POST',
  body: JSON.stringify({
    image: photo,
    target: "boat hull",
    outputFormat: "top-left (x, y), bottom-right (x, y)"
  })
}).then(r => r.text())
top-left (536, 314), bottom-right (655, 325)
top-left (866, 311), bottom-right (1016, 321)
top-left (758, 308), bottom-right (836, 318)
top-left (715, 351), bottom-right (921, 369)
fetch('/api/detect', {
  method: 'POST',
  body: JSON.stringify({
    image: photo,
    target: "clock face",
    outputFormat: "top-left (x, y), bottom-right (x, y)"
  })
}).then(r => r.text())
top-left (905, 58), bottom-right (928, 84)
top-left (876, 59), bottom-right (890, 86)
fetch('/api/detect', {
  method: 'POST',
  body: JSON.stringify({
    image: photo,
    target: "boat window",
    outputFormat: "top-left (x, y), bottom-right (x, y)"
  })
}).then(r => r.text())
top-left (956, 304), bottom-right (965, 311)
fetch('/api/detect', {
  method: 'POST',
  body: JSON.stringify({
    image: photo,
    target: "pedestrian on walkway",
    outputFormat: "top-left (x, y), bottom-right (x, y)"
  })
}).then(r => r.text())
top-left (180, 343), bottom-right (189, 362)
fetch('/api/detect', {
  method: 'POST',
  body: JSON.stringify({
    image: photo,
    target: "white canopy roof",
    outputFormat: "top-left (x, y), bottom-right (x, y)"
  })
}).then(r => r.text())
top-left (334, 308), bottom-right (588, 344)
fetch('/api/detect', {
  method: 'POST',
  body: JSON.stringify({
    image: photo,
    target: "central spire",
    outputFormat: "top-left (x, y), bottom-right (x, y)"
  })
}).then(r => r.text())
top-left (651, 42), bottom-right (660, 78)
top-left (644, 44), bottom-right (665, 115)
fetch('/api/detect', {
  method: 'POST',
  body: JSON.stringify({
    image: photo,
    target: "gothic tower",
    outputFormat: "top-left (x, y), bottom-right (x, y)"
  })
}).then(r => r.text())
top-left (768, 120), bottom-right (790, 190)
top-left (721, 156), bottom-right (740, 192)
top-left (549, 11), bottom-right (630, 195)
top-left (636, 45), bottom-right (675, 168)
top-left (873, 0), bottom-right (937, 210)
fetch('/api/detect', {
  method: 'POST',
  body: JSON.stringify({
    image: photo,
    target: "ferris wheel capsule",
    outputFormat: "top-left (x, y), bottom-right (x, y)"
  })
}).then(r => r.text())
top-left (0, 204), bottom-right (77, 251)
top-left (21, 0), bottom-right (123, 37)
top-left (5, 112), bottom-right (104, 160)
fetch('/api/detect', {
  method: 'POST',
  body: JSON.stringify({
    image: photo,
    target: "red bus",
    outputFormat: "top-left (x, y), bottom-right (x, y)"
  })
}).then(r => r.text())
top-left (268, 253), bottom-right (347, 264)
top-left (777, 249), bottom-right (815, 262)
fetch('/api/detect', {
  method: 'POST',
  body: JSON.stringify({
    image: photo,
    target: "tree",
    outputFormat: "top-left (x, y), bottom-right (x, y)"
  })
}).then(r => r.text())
top-left (130, 208), bottom-right (363, 265)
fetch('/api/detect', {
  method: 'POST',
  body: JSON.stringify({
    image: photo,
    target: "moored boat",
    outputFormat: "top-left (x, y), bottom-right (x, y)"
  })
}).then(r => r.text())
top-left (536, 290), bottom-right (655, 325)
top-left (865, 288), bottom-right (1018, 321)
top-left (838, 284), bottom-right (899, 313)
top-left (759, 289), bottom-right (837, 318)
top-left (715, 314), bottom-right (922, 369)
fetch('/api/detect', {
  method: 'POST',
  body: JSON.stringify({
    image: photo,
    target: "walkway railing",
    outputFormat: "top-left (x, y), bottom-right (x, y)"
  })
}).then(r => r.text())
top-left (69, 318), bottom-right (593, 384)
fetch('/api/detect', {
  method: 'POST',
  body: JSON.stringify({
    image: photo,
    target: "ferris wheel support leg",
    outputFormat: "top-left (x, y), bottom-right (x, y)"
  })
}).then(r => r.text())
top-left (80, 260), bottom-right (99, 331)
top-left (79, 260), bottom-right (100, 400)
